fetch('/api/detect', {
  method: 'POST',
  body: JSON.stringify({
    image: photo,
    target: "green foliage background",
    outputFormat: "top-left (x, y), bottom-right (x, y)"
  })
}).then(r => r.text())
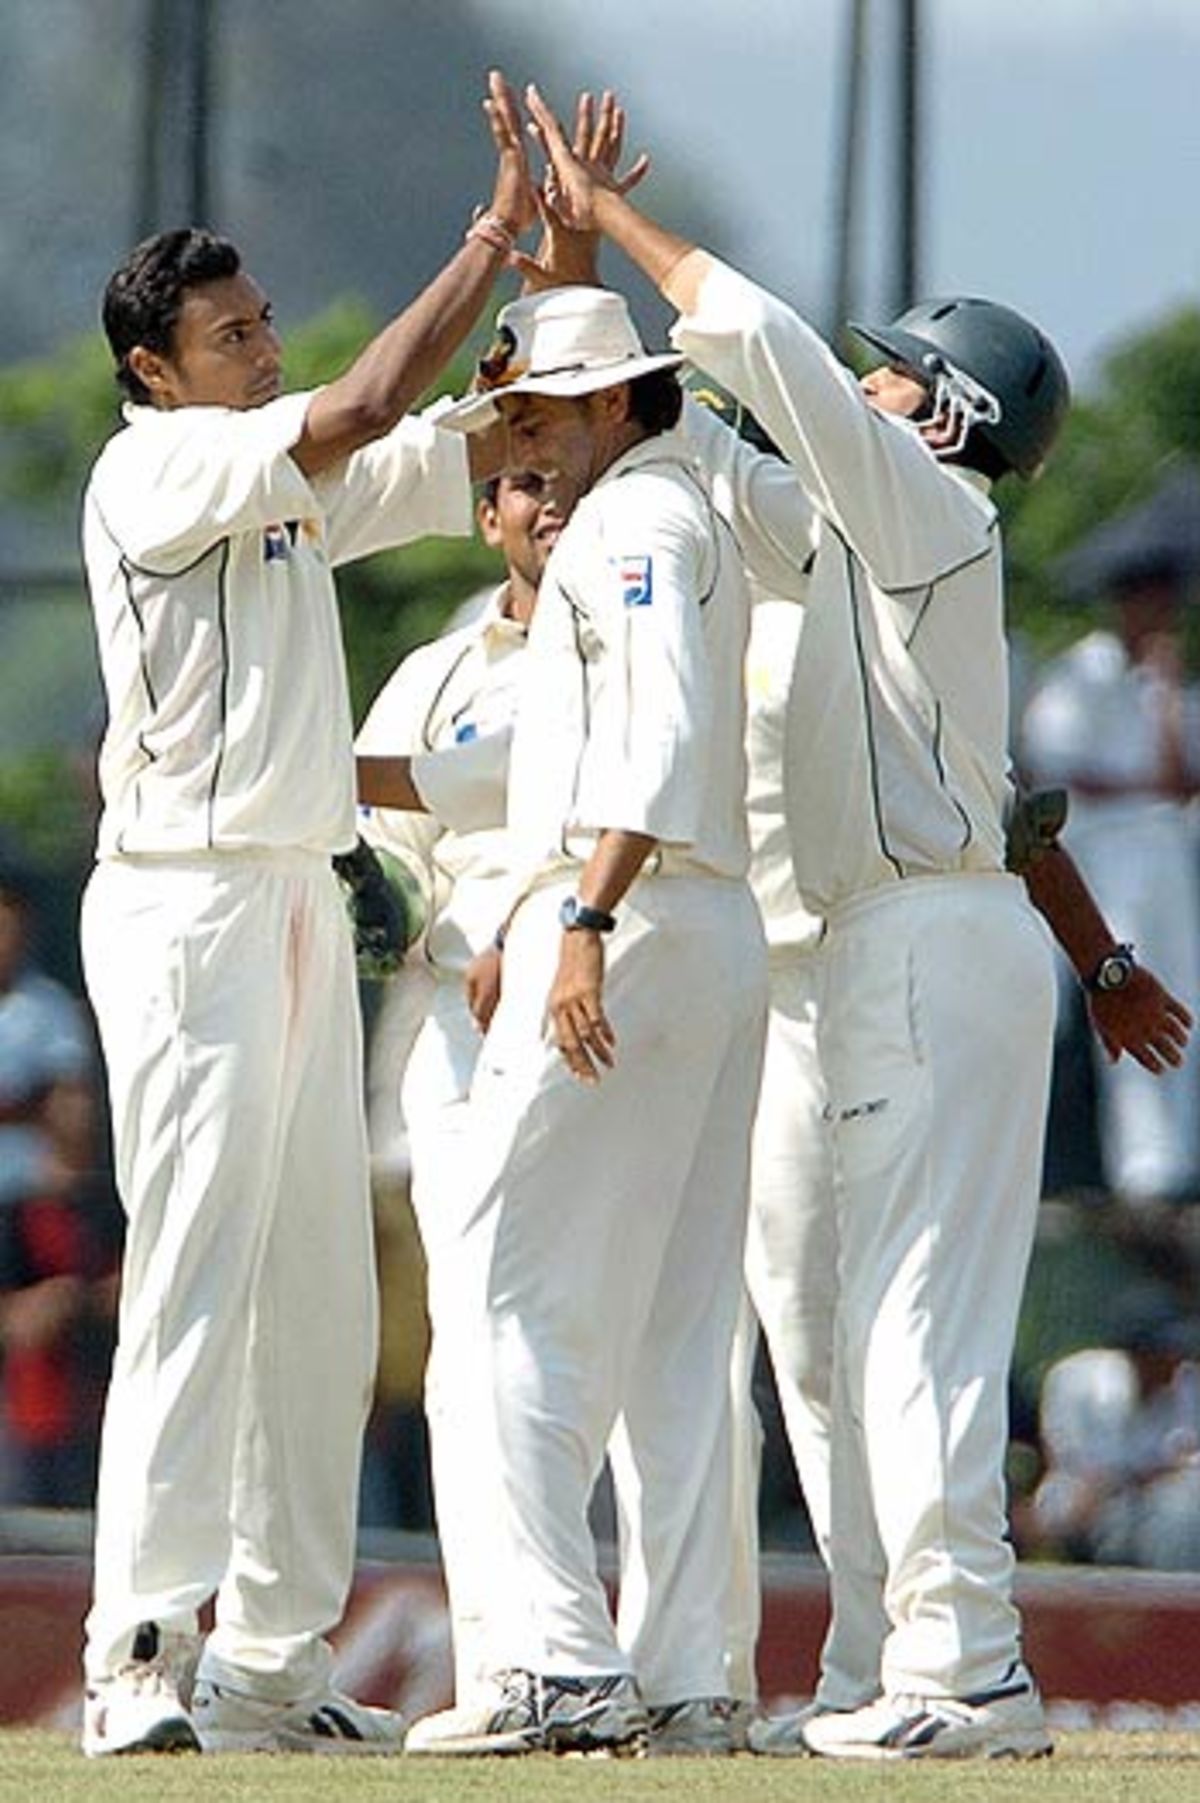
top-left (998, 305), bottom-right (1200, 660)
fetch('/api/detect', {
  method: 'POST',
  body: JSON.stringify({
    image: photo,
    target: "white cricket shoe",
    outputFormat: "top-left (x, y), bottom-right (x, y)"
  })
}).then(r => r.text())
top-left (405, 1669), bottom-right (647, 1756)
top-left (645, 1695), bottom-right (741, 1756)
top-left (192, 1677), bottom-right (403, 1753)
top-left (727, 1698), bottom-right (758, 1750)
top-left (82, 1626), bottom-right (201, 1758)
top-left (747, 1697), bottom-right (854, 1756)
top-left (801, 1663), bottom-right (1053, 1760)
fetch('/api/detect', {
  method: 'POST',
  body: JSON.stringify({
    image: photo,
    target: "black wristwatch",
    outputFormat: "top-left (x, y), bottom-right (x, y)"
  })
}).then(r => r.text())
top-left (559, 896), bottom-right (617, 934)
top-left (1085, 943), bottom-right (1136, 994)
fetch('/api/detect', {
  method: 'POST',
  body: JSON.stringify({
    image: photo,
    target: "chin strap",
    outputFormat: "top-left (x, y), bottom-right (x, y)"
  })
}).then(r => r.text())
top-left (917, 353), bottom-right (1002, 459)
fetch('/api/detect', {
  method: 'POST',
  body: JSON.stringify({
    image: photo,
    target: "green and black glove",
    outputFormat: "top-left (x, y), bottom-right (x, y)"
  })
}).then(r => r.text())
top-left (1004, 786), bottom-right (1068, 874)
top-left (332, 837), bottom-right (419, 980)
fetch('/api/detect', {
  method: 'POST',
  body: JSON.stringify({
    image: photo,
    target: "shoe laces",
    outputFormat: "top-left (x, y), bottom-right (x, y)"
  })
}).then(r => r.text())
top-left (110, 1652), bottom-right (182, 1699)
top-left (886, 1693), bottom-right (956, 1725)
top-left (114, 1634), bottom-right (196, 1702)
top-left (539, 1672), bottom-right (628, 1717)
top-left (491, 1669), bottom-right (539, 1727)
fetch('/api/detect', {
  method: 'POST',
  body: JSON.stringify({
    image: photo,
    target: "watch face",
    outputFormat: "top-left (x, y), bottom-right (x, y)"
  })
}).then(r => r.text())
top-left (1096, 953), bottom-right (1133, 991)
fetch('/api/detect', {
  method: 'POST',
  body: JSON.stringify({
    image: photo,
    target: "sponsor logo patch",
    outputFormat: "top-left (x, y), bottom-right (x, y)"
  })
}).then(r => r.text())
top-left (837, 1096), bottom-right (889, 1123)
top-left (618, 554), bottom-right (654, 607)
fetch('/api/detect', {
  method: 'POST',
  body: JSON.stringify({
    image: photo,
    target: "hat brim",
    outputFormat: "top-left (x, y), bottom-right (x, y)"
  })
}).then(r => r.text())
top-left (440, 351), bottom-right (685, 434)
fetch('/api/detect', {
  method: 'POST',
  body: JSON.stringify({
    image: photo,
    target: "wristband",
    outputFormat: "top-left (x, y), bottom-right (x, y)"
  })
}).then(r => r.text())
top-left (465, 210), bottom-right (516, 256)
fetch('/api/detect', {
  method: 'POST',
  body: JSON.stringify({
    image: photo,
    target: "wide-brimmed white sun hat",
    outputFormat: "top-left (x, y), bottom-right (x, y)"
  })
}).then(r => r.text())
top-left (440, 285), bottom-right (683, 433)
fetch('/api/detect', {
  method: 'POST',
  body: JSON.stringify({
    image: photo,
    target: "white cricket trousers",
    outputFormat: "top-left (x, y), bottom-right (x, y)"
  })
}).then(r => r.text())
top-left (462, 875), bottom-right (768, 1701)
top-left (819, 873), bottom-right (1055, 1700)
top-left (399, 983), bottom-right (505, 1706)
top-left (81, 852), bottom-right (378, 1694)
top-left (722, 944), bottom-right (888, 1706)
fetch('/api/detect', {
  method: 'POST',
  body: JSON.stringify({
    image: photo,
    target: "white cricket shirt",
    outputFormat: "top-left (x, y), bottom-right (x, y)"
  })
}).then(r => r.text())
top-left (744, 601), bottom-right (823, 955)
top-left (356, 587), bottom-right (526, 977)
top-left (82, 392), bottom-right (471, 857)
top-left (672, 256), bottom-right (1012, 914)
top-left (505, 431), bottom-right (753, 885)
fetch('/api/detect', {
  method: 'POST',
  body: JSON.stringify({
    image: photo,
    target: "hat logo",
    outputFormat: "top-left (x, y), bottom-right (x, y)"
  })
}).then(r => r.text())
top-left (477, 324), bottom-right (525, 392)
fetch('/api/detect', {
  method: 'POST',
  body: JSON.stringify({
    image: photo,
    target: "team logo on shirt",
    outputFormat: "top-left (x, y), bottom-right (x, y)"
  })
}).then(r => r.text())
top-left (263, 521), bottom-right (296, 562)
top-left (618, 554), bottom-right (654, 608)
top-left (263, 520), bottom-right (320, 562)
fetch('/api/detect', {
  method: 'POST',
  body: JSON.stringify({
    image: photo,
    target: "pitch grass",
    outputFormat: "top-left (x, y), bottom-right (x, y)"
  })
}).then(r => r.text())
top-left (3, 1732), bottom-right (1200, 1802)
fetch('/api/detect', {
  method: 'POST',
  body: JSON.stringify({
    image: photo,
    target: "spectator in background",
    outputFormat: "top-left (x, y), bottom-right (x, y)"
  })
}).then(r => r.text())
top-left (1021, 1289), bottom-right (1200, 1571)
top-left (1021, 474), bottom-right (1200, 1212)
top-left (0, 1070), bottom-right (122, 1508)
top-left (0, 848), bottom-right (119, 1506)
top-left (0, 855), bottom-right (95, 1209)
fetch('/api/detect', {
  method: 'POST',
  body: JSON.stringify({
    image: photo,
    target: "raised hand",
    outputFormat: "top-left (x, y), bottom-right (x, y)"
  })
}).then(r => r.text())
top-left (513, 86), bottom-right (650, 290)
top-left (526, 81), bottom-right (649, 234)
top-left (484, 68), bottom-right (538, 238)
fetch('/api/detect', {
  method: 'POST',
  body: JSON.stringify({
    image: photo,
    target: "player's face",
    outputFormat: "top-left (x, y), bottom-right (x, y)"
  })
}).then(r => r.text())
top-left (859, 363), bottom-right (928, 420)
top-left (480, 470), bottom-right (575, 591)
top-left (137, 273), bottom-right (283, 411)
top-left (497, 391), bottom-right (610, 493)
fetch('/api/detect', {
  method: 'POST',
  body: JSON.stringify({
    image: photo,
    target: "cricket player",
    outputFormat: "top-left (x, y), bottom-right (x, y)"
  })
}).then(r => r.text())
top-left (668, 396), bottom-right (1194, 1738)
top-left (355, 469), bottom-right (571, 1714)
top-left (527, 85), bottom-right (1075, 1759)
top-left (398, 280), bottom-right (767, 1757)
top-left (77, 73), bottom-right (535, 1758)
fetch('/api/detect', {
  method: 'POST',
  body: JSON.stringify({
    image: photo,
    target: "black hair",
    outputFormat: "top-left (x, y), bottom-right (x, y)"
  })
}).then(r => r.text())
top-left (102, 228), bottom-right (242, 404)
top-left (627, 368), bottom-right (683, 434)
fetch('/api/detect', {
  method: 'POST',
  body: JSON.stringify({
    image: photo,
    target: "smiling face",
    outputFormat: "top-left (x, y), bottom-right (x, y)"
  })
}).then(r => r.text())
top-left (479, 469), bottom-right (577, 623)
top-left (128, 272), bottom-right (283, 411)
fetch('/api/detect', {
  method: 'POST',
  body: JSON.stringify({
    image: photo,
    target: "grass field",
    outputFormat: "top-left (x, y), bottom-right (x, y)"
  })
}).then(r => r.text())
top-left (3, 1731), bottom-right (1199, 1801)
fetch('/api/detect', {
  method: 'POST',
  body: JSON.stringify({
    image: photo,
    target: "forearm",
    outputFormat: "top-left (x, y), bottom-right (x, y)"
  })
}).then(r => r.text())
top-left (295, 237), bottom-right (511, 477)
top-left (1021, 843), bottom-right (1118, 981)
top-left (592, 188), bottom-right (707, 309)
top-left (356, 755), bottom-right (426, 812)
top-left (575, 828), bottom-right (659, 914)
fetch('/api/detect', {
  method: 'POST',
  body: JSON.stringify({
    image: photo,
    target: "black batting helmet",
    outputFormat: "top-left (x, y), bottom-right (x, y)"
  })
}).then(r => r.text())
top-left (851, 297), bottom-right (1070, 479)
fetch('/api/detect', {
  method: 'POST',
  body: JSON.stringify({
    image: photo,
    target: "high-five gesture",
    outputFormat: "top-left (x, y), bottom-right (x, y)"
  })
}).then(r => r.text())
top-left (525, 81), bottom-right (701, 301)
top-left (526, 82), bottom-right (648, 234)
top-left (482, 69), bottom-right (538, 240)
top-left (516, 87), bottom-right (647, 289)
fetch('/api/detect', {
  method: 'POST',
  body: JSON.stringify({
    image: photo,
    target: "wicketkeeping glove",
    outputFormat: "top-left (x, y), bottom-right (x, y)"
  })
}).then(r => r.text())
top-left (1004, 786), bottom-right (1068, 874)
top-left (332, 837), bottom-right (417, 980)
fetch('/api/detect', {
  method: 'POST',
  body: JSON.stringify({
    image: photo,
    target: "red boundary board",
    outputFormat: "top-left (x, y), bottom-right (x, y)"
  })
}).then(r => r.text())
top-left (6, 1553), bottom-right (1200, 1729)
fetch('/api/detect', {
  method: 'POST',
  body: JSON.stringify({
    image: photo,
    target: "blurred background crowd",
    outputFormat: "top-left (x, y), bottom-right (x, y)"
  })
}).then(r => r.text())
top-left (3, 0), bottom-right (1200, 1573)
